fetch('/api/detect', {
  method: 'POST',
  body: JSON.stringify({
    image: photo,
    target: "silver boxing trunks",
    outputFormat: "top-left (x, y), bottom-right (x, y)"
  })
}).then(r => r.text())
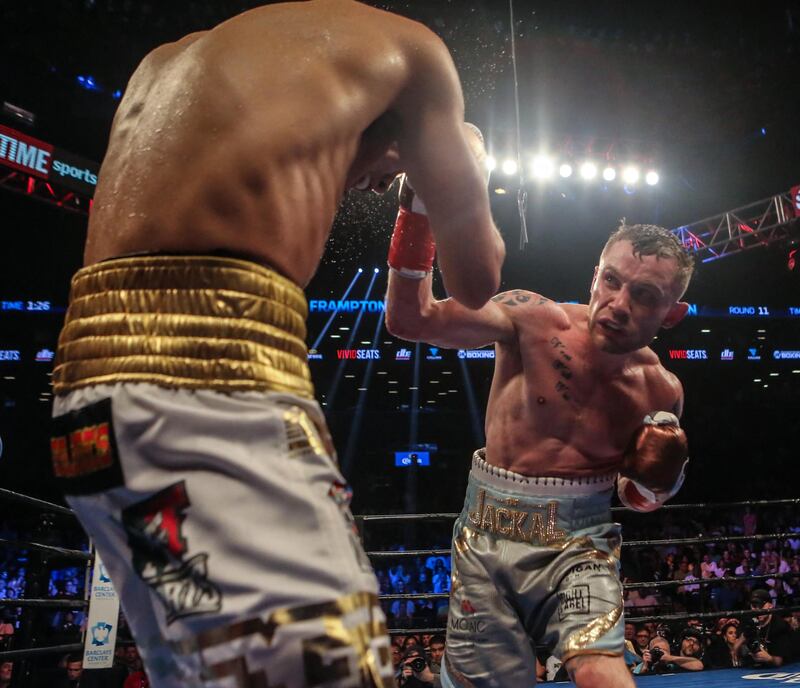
top-left (441, 451), bottom-right (624, 688)
top-left (50, 255), bottom-right (393, 688)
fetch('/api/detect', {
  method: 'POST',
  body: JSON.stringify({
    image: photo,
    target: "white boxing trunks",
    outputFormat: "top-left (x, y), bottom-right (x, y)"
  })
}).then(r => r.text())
top-left (51, 255), bottom-right (393, 688)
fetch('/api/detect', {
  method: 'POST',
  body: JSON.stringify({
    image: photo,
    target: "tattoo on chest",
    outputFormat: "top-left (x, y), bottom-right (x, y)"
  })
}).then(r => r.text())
top-left (491, 290), bottom-right (547, 307)
top-left (550, 337), bottom-right (574, 401)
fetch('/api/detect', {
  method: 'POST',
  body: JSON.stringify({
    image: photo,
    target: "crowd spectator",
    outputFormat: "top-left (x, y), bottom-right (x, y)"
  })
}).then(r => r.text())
top-left (705, 621), bottom-right (749, 668)
top-left (744, 589), bottom-right (796, 668)
top-left (396, 646), bottom-right (438, 688)
top-left (0, 661), bottom-right (12, 688)
top-left (633, 633), bottom-right (704, 675)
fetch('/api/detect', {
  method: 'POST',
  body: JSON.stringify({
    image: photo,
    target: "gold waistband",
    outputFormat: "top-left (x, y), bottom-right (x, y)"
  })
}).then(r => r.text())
top-left (53, 255), bottom-right (314, 399)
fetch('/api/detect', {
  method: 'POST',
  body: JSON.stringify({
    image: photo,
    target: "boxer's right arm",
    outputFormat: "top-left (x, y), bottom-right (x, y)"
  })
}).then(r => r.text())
top-left (393, 30), bottom-right (504, 309)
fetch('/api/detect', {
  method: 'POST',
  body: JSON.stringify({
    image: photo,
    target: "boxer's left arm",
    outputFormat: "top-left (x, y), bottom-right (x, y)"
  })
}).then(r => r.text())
top-left (618, 380), bottom-right (689, 512)
top-left (385, 270), bottom-right (516, 349)
top-left (392, 29), bottom-right (504, 309)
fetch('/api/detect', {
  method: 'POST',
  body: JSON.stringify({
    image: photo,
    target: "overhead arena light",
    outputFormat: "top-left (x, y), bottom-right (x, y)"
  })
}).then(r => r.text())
top-left (623, 166), bottom-right (640, 184)
top-left (602, 167), bottom-right (616, 181)
top-left (645, 170), bottom-right (660, 186)
top-left (531, 155), bottom-right (555, 179)
top-left (485, 155), bottom-right (497, 172)
top-left (559, 163), bottom-right (573, 178)
top-left (579, 162), bottom-right (598, 180)
top-left (501, 159), bottom-right (518, 176)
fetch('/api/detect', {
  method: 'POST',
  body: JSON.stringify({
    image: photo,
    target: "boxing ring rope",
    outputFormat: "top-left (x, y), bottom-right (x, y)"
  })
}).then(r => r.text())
top-left (0, 487), bottom-right (77, 517)
top-left (379, 572), bottom-right (799, 601)
top-left (0, 487), bottom-right (90, 662)
top-left (2, 486), bottom-right (798, 656)
top-left (355, 497), bottom-right (800, 524)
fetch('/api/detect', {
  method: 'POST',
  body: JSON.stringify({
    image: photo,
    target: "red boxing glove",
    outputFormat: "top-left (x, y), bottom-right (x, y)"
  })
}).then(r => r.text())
top-left (618, 412), bottom-right (689, 512)
top-left (387, 174), bottom-right (436, 279)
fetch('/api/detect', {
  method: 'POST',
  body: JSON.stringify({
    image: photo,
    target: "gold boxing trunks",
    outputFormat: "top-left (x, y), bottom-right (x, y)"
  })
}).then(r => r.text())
top-left (53, 254), bottom-right (314, 399)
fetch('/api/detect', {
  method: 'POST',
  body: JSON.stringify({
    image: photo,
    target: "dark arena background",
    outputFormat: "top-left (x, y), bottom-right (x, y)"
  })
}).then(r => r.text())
top-left (1, 1), bottom-right (800, 686)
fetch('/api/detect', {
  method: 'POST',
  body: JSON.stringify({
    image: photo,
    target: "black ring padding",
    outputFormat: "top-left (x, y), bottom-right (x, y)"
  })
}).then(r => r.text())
top-left (0, 537), bottom-right (91, 561)
top-left (0, 643), bottom-right (84, 661)
top-left (357, 513), bottom-right (458, 523)
top-left (380, 593), bottom-right (450, 601)
top-left (389, 627), bottom-right (445, 635)
top-left (387, 605), bottom-right (800, 637)
top-left (625, 603), bottom-right (800, 625)
top-left (624, 531), bottom-right (796, 548)
top-left (0, 487), bottom-right (76, 517)
top-left (367, 532), bottom-right (794, 559)
top-left (368, 549), bottom-right (450, 559)
top-left (0, 598), bottom-right (88, 609)
top-left (377, 572), bottom-right (792, 602)
top-left (355, 498), bottom-right (800, 525)
top-left (623, 572), bottom-right (795, 591)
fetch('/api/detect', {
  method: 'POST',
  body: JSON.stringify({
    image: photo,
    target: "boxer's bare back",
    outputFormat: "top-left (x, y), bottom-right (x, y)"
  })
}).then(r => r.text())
top-left (85, 0), bottom-right (500, 298)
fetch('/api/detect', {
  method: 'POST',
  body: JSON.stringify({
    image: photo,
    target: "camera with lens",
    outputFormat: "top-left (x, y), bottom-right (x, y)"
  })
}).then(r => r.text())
top-left (648, 647), bottom-right (665, 663)
top-left (740, 620), bottom-right (764, 654)
top-left (409, 657), bottom-right (427, 673)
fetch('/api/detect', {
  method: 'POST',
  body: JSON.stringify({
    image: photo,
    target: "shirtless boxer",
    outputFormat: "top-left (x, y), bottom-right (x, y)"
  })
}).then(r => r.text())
top-left (50, 2), bottom-right (503, 687)
top-left (385, 221), bottom-right (694, 687)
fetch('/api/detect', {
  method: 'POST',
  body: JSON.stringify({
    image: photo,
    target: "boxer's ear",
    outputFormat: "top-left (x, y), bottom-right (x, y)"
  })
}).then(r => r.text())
top-left (662, 301), bottom-right (688, 329)
top-left (590, 266), bottom-right (599, 296)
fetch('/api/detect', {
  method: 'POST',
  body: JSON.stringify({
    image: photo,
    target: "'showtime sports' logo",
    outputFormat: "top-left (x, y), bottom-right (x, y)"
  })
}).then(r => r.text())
top-left (122, 482), bottom-right (221, 624)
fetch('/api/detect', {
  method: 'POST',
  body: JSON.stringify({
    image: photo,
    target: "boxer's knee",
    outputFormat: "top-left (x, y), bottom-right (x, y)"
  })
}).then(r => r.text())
top-left (565, 654), bottom-right (634, 688)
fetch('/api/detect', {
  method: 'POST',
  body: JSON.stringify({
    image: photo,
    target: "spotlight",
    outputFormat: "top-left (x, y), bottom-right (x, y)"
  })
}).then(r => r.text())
top-left (623, 167), bottom-right (640, 184)
top-left (358, 268), bottom-right (363, 273)
top-left (485, 155), bottom-right (497, 172)
top-left (373, 268), bottom-right (379, 273)
top-left (531, 155), bottom-right (555, 179)
top-left (559, 163), bottom-right (573, 178)
top-left (645, 171), bottom-right (660, 186)
top-left (501, 159), bottom-right (518, 176)
top-left (602, 167), bottom-right (616, 182)
top-left (76, 75), bottom-right (101, 92)
top-left (579, 162), bottom-right (597, 180)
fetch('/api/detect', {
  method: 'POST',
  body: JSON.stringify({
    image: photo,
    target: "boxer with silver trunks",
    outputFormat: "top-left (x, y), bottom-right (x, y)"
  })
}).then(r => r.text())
top-left (385, 220), bottom-right (694, 687)
top-left (50, 2), bottom-right (505, 686)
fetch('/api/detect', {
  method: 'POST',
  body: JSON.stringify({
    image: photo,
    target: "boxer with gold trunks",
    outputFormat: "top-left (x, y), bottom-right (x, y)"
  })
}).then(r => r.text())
top-left (50, 2), bottom-right (504, 686)
top-left (385, 220), bottom-right (694, 687)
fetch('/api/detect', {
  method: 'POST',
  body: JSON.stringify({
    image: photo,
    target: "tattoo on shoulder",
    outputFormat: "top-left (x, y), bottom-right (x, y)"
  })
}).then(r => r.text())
top-left (493, 290), bottom-right (545, 307)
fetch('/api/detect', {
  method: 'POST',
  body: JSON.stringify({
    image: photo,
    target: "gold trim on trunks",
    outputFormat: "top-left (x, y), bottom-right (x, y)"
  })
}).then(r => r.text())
top-left (53, 255), bottom-right (314, 399)
top-left (562, 604), bottom-right (623, 657)
top-left (172, 591), bottom-right (391, 687)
